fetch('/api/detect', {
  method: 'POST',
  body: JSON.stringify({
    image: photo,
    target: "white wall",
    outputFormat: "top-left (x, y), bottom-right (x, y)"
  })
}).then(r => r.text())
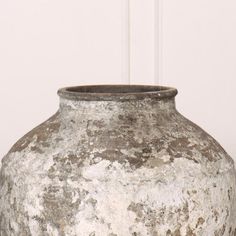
top-left (0, 0), bottom-right (235, 159)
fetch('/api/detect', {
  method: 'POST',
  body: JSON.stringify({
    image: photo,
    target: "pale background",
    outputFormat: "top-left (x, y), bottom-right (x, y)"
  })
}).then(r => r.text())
top-left (0, 0), bottom-right (236, 160)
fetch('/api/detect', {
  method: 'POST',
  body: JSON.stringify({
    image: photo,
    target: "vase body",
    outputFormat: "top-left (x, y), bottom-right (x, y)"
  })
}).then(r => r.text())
top-left (0, 85), bottom-right (236, 236)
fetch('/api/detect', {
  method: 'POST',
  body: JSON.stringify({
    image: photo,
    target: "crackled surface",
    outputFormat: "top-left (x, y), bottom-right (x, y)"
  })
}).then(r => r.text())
top-left (0, 86), bottom-right (236, 236)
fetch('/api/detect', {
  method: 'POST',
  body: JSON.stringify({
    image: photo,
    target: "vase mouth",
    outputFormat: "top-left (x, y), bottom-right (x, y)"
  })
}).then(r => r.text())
top-left (58, 84), bottom-right (178, 101)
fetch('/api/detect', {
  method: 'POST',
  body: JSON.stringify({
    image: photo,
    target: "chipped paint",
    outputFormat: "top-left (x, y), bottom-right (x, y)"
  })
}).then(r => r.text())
top-left (0, 85), bottom-right (236, 236)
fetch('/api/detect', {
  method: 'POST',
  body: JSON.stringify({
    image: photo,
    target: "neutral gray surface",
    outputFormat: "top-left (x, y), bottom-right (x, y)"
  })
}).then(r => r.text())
top-left (0, 0), bottom-right (235, 161)
top-left (0, 86), bottom-right (235, 235)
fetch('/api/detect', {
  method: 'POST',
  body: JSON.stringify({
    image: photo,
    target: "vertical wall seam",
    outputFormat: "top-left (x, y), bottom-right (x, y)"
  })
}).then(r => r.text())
top-left (159, 0), bottom-right (164, 85)
top-left (154, 0), bottom-right (163, 85)
top-left (154, 0), bottom-right (159, 85)
top-left (128, 0), bottom-right (131, 84)
top-left (121, 0), bottom-right (131, 84)
top-left (123, 0), bottom-right (163, 85)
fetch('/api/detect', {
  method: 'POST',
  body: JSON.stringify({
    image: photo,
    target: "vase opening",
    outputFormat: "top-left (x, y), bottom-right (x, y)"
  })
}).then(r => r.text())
top-left (58, 85), bottom-right (178, 101)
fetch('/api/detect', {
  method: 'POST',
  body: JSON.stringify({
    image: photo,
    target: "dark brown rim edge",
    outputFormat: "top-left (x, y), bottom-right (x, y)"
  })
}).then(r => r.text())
top-left (57, 84), bottom-right (178, 101)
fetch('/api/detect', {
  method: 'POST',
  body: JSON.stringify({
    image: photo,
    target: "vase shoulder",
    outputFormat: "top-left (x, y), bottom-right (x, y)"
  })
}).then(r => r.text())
top-left (1, 85), bottom-right (236, 235)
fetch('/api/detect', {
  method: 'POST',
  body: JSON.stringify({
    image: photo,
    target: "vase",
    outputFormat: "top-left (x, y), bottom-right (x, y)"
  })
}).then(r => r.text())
top-left (0, 85), bottom-right (235, 236)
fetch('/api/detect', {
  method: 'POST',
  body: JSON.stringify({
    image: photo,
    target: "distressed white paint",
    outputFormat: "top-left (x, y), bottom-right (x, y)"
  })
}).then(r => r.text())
top-left (1, 88), bottom-right (236, 235)
top-left (0, 0), bottom-right (236, 168)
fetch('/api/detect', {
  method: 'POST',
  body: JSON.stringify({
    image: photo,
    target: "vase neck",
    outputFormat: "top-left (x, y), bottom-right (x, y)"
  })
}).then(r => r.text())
top-left (57, 85), bottom-right (178, 122)
top-left (58, 98), bottom-right (177, 127)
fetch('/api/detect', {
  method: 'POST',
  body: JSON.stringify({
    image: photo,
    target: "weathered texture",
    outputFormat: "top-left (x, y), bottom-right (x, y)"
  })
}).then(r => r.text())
top-left (0, 85), bottom-right (236, 236)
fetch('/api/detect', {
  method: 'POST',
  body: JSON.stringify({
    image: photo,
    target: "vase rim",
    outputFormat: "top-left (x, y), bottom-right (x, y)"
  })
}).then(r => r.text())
top-left (57, 84), bottom-right (178, 101)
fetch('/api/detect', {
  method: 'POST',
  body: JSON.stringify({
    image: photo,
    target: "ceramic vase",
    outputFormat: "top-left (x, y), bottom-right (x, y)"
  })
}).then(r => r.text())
top-left (0, 85), bottom-right (235, 236)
